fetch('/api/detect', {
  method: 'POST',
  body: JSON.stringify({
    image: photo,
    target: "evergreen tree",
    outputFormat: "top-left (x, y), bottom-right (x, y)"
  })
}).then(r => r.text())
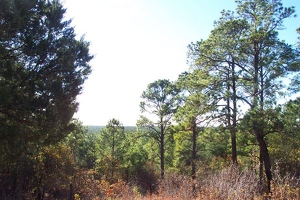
top-left (187, 0), bottom-right (299, 191)
top-left (0, 0), bottom-right (92, 198)
top-left (96, 119), bottom-right (125, 183)
top-left (138, 79), bottom-right (180, 179)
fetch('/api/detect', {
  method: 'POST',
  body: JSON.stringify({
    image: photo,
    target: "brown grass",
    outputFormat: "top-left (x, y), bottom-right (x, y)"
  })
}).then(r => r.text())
top-left (73, 167), bottom-right (300, 200)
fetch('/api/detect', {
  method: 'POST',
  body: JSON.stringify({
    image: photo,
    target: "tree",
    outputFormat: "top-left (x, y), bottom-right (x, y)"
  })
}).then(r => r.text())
top-left (288, 27), bottom-right (300, 93)
top-left (65, 119), bottom-right (97, 169)
top-left (0, 0), bottom-right (92, 198)
top-left (186, 16), bottom-right (252, 165)
top-left (268, 98), bottom-right (300, 175)
top-left (187, 0), bottom-right (298, 191)
top-left (0, 0), bottom-right (92, 150)
top-left (96, 119), bottom-right (126, 183)
top-left (121, 130), bottom-right (149, 182)
top-left (175, 71), bottom-right (212, 179)
top-left (234, 0), bottom-right (297, 191)
top-left (138, 79), bottom-right (180, 179)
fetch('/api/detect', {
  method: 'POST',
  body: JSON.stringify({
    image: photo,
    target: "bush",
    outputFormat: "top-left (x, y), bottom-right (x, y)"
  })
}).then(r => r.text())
top-left (200, 166), bottom-right (259, 199)
top-left (68, 166), bottom-right (300, 199)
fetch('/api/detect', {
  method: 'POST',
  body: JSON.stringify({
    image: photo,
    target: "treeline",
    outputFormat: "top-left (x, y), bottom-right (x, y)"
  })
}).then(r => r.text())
top-left (1, 0), bottom-right (300, 199)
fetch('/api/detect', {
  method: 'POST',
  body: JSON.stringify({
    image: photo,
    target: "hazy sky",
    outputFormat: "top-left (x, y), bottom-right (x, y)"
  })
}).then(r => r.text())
top-left (63, 0), bottom-right (300, 126)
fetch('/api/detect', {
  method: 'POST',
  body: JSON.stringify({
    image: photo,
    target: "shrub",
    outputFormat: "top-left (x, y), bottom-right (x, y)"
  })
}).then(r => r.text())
top-left (199, 165), bottom-right (259, 200)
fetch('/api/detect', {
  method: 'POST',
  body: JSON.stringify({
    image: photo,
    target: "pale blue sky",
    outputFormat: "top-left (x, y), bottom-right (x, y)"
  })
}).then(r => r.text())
top-left (63, 0), bottom-right (300, 126)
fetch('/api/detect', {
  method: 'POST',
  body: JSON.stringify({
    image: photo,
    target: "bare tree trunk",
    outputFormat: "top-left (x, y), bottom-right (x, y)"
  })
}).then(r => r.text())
top-left (69, 183), bottom-right (74, 200)
top-left (231, 131), bottom-right (237, 165)
top-left (231, 61), bottom-right (238, 165)
top-left (191, 121), bottom-right (197, 197)
top-left (191, 121), bottom-right (197, 180)
top-left (160, 124), bottom-right (165, 179)
top-left (257, 134), bottom-right (272, 192)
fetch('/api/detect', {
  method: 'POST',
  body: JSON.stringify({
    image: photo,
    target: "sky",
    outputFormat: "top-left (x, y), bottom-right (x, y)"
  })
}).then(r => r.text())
top-left (62, 0), bottom-right (300, 126)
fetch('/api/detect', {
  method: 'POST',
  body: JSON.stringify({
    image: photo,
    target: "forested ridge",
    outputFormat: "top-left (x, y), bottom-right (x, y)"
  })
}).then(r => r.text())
top-left (1, 0), bottom-right (300, 199)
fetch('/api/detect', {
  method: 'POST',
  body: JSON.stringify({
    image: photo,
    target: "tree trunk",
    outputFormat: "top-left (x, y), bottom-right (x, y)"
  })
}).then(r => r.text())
top-left (226, 62), bottom-right (238, 165)
top-left (231, 132), bottom-right (237, 165)
top-left (231, 61), bottom-right (238, 165)
top-left (191, 121), bottom-right (197, 180)
top-left (256, 133), bottom-right (272, 192)
top-left (160, 124), bottom-right (165, 179)
top-left (69, 183), bottom-right (74, 200)
top-left (258, 149), bottom-right (264, 192)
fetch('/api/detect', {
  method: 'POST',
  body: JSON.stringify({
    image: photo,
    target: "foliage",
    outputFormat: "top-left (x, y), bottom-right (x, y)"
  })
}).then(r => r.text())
top-left (1, 0), bottom-right (300, 199)
top-left (139, 79), bottom-right (180, 179)
top-left (0, 0), bottom-right (92, 198)
top-left (0, 0), bottom-right (92, 150)
top-left (95, 118), bottom-right (126, 183)
top-left (121, 130), bottom-right (149, 180)
top-left (268, 98), bottom-right (300, 175)
top-left (186, 0), bottom-right (299, 191)
top-left (66, 119), bottom-right (97, 169)
top-left (69, 167), bottom-right (300, 200)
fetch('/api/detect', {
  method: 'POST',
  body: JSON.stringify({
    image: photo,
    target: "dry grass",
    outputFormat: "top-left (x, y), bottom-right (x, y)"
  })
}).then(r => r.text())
top-left (270, 166), bottom-right (300, 200)
top-left (73, 167), bottom-right (300, 200)
top-left (199, 166), bottom-right (259, 199)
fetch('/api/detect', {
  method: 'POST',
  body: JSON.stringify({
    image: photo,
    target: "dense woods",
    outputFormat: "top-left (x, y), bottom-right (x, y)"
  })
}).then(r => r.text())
top-left (1, 0), bottom-right (300, 199)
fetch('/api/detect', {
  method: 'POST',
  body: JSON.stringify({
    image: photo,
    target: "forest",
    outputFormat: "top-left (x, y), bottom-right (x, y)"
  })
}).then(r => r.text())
top-left (0, 0), bottom-right (300, 199)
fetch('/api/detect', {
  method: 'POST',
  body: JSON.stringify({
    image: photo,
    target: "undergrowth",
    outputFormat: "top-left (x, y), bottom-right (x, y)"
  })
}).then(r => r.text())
top-left (73, 166), bottom-right (300, 200)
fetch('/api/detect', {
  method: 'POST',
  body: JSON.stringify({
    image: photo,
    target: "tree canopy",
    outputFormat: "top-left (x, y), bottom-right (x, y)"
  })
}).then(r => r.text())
top-left (185, 0), bottom-right (299, 191)
top-left (0, 0), bottom-right (92, 151)
top-left (0, 0), bottom-right (93, 198)
top-left (1, 0), bottom-right (300, 199)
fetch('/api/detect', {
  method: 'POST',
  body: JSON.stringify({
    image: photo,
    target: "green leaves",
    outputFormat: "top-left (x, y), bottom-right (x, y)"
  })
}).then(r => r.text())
top-left (0, 0), bottom-right (93, 146)
top-left (184, 1), bottom-right (299, 179)
top-left (0, 1), bottom-right (93, 196)
top-left (140, 79), bottom-right (180, 120)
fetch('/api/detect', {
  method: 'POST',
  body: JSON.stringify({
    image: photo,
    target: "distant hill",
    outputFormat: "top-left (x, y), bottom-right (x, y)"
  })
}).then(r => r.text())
top-left (87, 126), bottom-right (137, 133)
top-left (87, 126), bottom-right (104, 133)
